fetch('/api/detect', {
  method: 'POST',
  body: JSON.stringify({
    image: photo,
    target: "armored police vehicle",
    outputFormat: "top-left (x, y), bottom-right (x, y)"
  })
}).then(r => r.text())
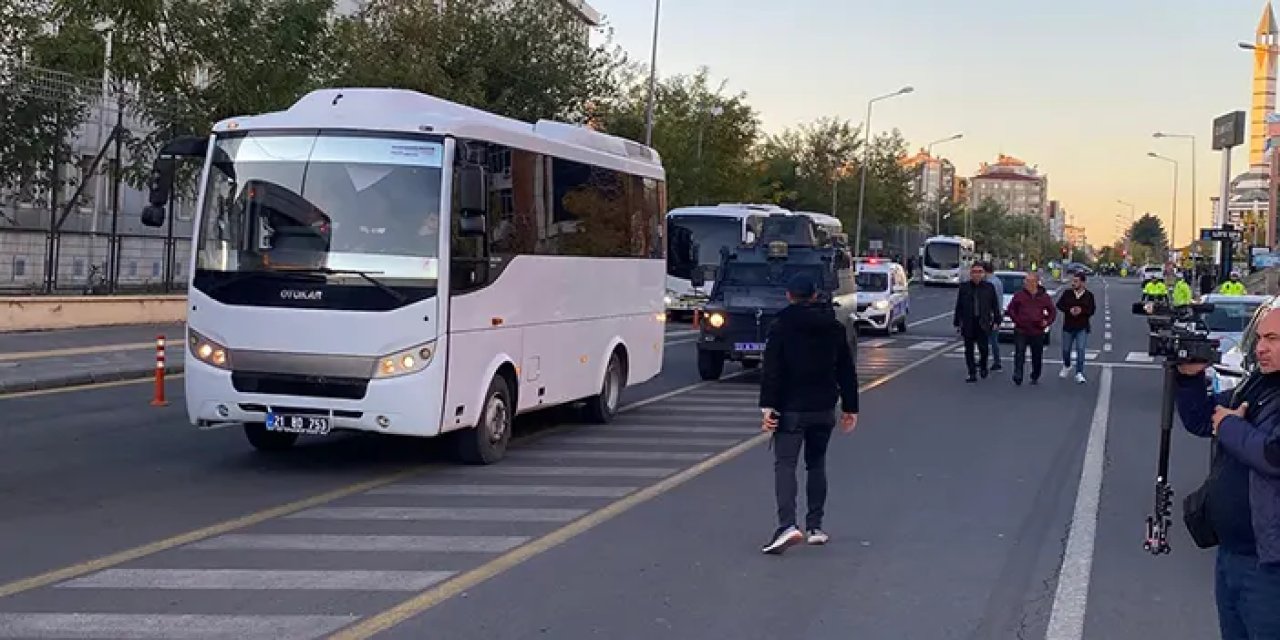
top-left (693, 213), bottom-right (859, 381)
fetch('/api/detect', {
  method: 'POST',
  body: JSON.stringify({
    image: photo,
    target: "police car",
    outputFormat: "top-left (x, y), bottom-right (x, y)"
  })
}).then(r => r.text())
top-left (852, 259), bottom-right (910, 334)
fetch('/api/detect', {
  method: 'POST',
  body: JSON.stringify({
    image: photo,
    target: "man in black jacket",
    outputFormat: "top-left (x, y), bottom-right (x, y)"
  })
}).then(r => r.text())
top-left (953, 263), bottom-right (1002, 382)
top-left (758, 274), bottom-right (859, 555)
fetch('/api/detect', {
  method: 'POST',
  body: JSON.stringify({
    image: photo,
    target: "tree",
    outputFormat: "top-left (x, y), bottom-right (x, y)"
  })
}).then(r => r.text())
top-left (601, 67), bottom-right (760, 209)
top-left (1129, 213), bottom-right (1167, 256)
top-left (0, 3), bottom-right (102, 215)
top-left (50, 0), bottom-right (339, 188)
top-left (332, 0), bottom-right (626, 124)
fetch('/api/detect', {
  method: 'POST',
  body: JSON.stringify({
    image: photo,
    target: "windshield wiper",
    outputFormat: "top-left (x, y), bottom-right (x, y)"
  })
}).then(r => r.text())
top-left (284, 267), bottom-right (407, 304)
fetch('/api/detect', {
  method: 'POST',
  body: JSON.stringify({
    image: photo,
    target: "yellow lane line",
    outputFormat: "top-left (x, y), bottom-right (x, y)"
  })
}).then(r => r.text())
top-left (326, 342), bottom-right (957, 639)
top-left (0, 342), bottom-right (156, 362)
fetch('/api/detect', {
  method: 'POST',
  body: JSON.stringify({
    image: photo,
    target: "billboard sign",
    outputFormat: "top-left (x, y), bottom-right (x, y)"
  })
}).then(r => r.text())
top-left (1213, 111), bottom-right (1246, 150)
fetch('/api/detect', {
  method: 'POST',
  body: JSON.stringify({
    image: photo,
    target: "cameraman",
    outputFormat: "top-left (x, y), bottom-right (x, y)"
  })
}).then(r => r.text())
top-left (1176, 305), bottom-right (1280, 639)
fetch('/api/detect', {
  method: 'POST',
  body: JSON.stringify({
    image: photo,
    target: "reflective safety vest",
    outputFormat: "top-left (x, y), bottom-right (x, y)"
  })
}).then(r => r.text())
top-left (1143, 281), bottom-right (1168, 297)
top-left (1172, 280), bottom-right (1193, 306)
top-left (1219, 280), bottom-right (1247, 295)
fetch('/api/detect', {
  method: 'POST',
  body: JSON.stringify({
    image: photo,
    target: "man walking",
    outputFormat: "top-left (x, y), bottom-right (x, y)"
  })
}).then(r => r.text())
top-left (1056, 272), bottom-right (1096, 384)
top-left (1006, 271), bottom-right (1056, 386)
top-left (1175, 305), bottom-right (1280, 639)
top-left (758, 274), bottom-right (859, 555)
top-left (984, 262), bottom-right (1005, 372)
top-left (953, 263), bottom-right (1001, 383)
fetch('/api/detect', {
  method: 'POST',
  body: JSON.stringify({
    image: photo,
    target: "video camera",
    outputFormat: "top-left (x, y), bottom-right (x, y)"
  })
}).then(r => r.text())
top-left (1131, 301), bottom-right (1221, 364)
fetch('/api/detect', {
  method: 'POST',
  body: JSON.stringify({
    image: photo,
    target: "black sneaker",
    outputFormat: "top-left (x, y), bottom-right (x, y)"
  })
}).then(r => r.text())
top-left (806, 529), bottom-right (830, 545)
top-left (965, 375), bottom-right (978, 383)
top-left (980, 366), bottom-right (989, 379)
top-left (761, 525), bottom-right (804, 555)
top-left (991, 364), bottom-right (1003, 372)
top-left (1012, 376), bottom-right (1023, 386)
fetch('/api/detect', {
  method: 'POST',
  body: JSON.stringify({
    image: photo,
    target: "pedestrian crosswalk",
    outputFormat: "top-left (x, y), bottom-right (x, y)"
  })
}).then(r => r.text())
top-left (0, 373), bottom-right (867, 638)
top-left (0, 347), bottom-right (943, 639)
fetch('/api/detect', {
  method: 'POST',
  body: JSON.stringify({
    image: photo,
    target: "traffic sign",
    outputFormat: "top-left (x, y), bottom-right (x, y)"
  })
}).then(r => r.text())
top-left (1213, 111), bottom-right (1246, 150)
top-left (1201, 227), bottom-right (1243, 242)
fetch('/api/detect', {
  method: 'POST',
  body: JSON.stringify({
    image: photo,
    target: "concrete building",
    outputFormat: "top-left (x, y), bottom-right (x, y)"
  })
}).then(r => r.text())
top-left (901, 148), bottom-right (957, 214)
top-left (1065, 224), bottom-right (1087, 248)
top-left (1047, 200), bottom-right (1066, 242)
top-left (968, 154), bottom-right (1048, 219)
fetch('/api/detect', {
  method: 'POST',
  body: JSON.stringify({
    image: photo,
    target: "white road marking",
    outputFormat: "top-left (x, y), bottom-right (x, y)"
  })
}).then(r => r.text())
top-left (539, 435), bottom-right (743, 447)
top-left (1104, 332), bottom-right (1113, 340)
top-left (908, 340), bottom-right (948, 351)
top-left (0, 613), bottom-right (357, 639)
top-left (368, 485), bottom-right (638, 498)
top-left (189, 534), bottom-right (529, 553)
top-left (664, 338), bottom-right (697, 347)
top-left (1045, 366), bottom-right (1113, 640)
top-left (511, 450), bottom-right (708, 462)
top-left (438, 465), bottom-right (676, 478)
top-left (1104, 343), bottom-right (1113, 352)
top-left (859, 338), bottom-right (894, 348)
top-left (1104, 323), bottom-right (1111, 330)
top-left (907, 311), bottom-right (953, 328)
top-left (286, 507), bottom-right (588, 522)
top-left (1125, 352), bottom-right (1154, 363)
top-left (57, 569), bottom-right (453, 591)
top-left (637, 404), bottom-right (758, 415)
top-left (608, 425), bottom-right (752, 435)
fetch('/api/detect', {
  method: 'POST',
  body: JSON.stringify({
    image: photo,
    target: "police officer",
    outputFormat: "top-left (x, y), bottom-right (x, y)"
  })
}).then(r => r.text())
top-left (1142, 277), bottom-right (1169, 302)
top-left (1172, 273), bottom-right (1194, 306)
top-left (1220, 272), bottom-right (1247, 296)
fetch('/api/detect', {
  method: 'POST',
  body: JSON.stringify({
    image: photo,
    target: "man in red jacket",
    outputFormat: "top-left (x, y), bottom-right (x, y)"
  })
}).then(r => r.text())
top-left (1006, 272), bottom-right (1057, 386)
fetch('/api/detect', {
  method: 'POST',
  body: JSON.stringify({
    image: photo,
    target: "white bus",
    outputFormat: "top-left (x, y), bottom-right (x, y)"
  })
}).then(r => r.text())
top-left (665, 203), bottom-right (790, 314)
top-left (139, 88), bottom-right (667, 464)
top-left (792, 211), bottom-right (844, 243)
top-left (919, 235), bottom-right (976, 286)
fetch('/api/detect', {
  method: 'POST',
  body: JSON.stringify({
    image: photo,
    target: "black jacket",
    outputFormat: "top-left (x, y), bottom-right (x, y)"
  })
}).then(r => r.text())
top-left (758, 303), bottom-right (858, 413)
top-left (953, 280), bottom-right (1000, 337)
top-left (1055, 288), bottom-right (1097, 332)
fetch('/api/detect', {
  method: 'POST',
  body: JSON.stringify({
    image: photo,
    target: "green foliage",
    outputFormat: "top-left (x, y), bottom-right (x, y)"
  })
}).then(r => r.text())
top-left (0, 2), bottom-right (100, 205)
top-left (600, 67), bottom-right (760, 209)
top-left (1129, 213), bottom-right (1167, 251)
top-left (332, 0), bottom-right (626, 124)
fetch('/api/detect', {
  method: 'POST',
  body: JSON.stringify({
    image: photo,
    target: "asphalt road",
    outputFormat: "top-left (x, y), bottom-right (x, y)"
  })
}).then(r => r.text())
top-left (0, 282), bottom-right (1226, 640)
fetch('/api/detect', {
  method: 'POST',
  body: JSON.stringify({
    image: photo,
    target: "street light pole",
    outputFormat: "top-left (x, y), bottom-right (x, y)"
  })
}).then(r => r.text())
top-left (1148, 152), bottom-right (1179, 259)
top-left (854, 86), bottom-right (914, 255)
top-left (642, 0), bottom-right (661, 147)
top-left (1154, 132), bottom-right (1197, 254)
top-left (924, 133), bottom-right (963, 235)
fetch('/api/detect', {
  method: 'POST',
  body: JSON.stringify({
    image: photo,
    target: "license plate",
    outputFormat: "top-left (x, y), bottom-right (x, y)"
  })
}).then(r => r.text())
top-left (266, 413), bottom-right (331, 435)
top-left (735, 342), bottom-right (766, 352)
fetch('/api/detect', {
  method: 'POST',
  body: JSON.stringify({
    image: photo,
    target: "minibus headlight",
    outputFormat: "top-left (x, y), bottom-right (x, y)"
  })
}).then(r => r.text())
top-left (188, 329), bottom-right (232, 370)
top-left (374, 341), bottom-right (436, 379)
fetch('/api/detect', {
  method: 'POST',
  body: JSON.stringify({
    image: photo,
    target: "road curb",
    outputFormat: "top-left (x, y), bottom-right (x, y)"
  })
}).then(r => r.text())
top-left (0, 363), bottom-right (184, 396)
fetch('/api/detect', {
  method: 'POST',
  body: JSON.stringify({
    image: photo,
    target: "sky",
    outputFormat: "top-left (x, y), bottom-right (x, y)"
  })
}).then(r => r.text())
top-left (588, 0), bottom-right (1268, 248)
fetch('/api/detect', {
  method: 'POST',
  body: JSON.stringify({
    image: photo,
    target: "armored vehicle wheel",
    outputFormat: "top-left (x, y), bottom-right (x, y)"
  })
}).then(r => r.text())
top-left (698, 350), bottom-right (725, 381)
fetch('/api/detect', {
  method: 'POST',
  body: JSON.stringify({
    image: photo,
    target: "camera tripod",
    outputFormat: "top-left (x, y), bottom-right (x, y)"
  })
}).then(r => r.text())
top-left (1144, 362), bottom-right (1176, 555)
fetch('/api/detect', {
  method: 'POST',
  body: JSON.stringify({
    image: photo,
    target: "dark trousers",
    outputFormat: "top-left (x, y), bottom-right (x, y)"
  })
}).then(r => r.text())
top-left (1013, 332), bottom-right (1044, 382)
top-left (1216, 548), bottom-right (1280, 639)
top-left (963, 329), bottom-right (990, 376)
top-left (772, 411), bottom-right (836, 530)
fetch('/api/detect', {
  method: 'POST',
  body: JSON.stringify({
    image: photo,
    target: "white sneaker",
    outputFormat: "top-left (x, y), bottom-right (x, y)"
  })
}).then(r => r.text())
top-left (1059, 366), bottom-right (1071, 379)
top-left (1075, 372), bottom-right (1087, 384)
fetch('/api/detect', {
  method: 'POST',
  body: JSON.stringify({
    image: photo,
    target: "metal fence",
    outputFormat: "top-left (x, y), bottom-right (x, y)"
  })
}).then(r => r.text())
top-left (0, 60), bottom-right (195, 295)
